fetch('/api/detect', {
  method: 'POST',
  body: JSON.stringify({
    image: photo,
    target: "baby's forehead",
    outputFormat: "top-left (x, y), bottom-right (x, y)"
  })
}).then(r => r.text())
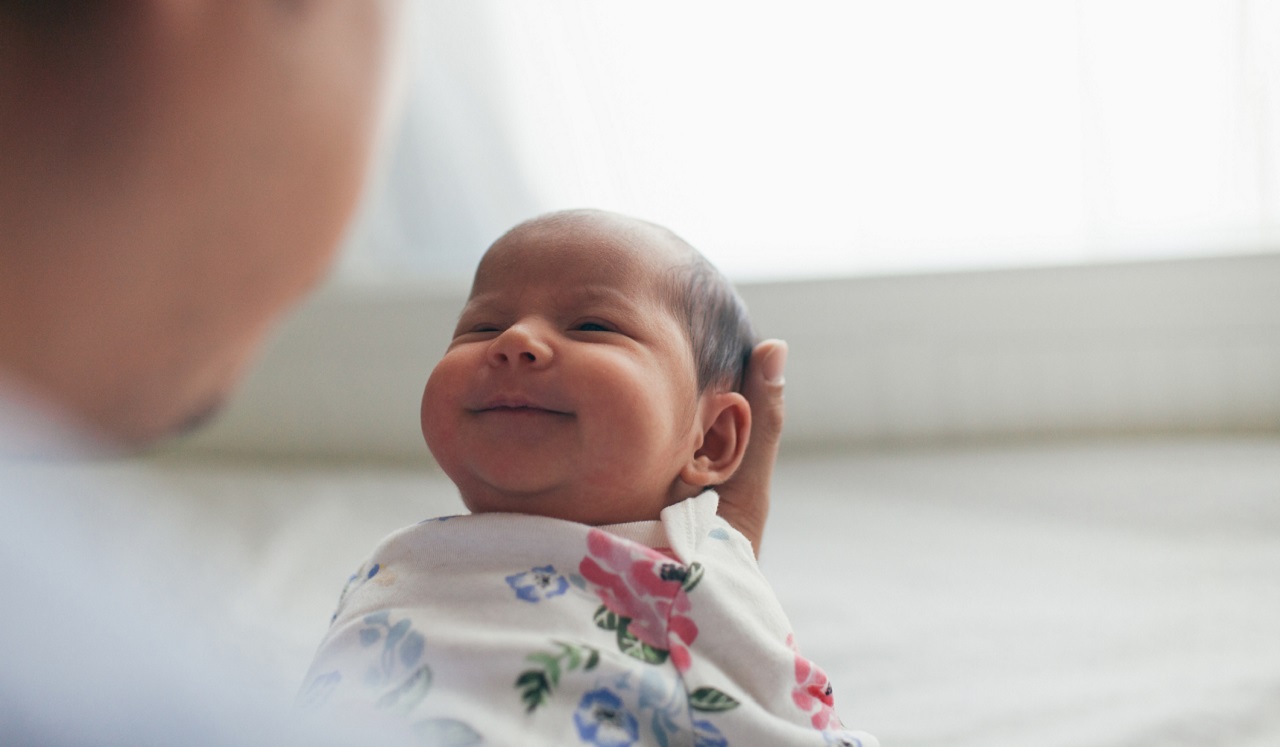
top-left (473, 215), bottom-right (690, 294)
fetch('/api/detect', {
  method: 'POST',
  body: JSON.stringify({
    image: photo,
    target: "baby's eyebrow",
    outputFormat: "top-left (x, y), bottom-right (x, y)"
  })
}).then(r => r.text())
top-left (565, 285), bottom-right (637, 307)
top-left (458, 293), bottom-right (502, 314)
top-left (451, 295), bottom-right (508, 332)
top-left (458, 284), bottom-right (652, 321)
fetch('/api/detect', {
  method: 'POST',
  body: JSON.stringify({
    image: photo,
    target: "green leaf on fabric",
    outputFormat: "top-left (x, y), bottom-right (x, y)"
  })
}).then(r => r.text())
top-left (689, 686), bottom-right (741, 712)
top-left (616, 624), bottom-right (669, 665)
top-left (682, 562), bottom-right (705, 593)
top-left (525, 652), bottom-right (561, 685)
top-left (515, 670), bottom-right (551, 713)
top-left (593, 604), bottom-right (624, 631)
top-left (515, 641), bottom-right (601, 713)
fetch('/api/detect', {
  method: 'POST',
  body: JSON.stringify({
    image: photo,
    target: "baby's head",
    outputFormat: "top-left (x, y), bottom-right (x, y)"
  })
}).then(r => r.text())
top-left (421, 209), bottom-right (756, 525)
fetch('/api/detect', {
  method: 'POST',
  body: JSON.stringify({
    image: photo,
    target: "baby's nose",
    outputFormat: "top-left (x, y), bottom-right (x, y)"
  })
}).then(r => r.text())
top-left (486, 323), bottom-right (553, 367)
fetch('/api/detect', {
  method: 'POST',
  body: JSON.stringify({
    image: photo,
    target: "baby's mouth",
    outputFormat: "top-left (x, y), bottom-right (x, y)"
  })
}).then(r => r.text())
top-left (471, 396), bottom-right (571, 416)
top-left (480, 404), bottom-right (569, 415)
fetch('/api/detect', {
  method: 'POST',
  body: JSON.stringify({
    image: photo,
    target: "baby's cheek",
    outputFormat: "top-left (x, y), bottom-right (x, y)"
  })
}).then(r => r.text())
top-left (421, 362), bottom-right (467, 451)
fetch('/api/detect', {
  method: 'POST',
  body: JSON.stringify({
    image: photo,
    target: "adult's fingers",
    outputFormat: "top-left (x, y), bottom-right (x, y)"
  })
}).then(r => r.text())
top-left (716, 339), bottom-right (787, 557)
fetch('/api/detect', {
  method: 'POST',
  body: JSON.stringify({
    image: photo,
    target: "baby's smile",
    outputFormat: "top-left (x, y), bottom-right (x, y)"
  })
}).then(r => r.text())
top-left (470, 394), bottom-right (573, 416)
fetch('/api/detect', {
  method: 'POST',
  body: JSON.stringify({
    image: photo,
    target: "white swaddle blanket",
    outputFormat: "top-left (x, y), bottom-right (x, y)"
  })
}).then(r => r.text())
top-left (300, 491), bottom-right (877, 747)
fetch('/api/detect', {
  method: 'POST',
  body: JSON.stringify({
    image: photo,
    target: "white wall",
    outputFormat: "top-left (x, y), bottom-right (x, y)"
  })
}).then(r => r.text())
top-left (163, 253), bottom-right (1280, 462)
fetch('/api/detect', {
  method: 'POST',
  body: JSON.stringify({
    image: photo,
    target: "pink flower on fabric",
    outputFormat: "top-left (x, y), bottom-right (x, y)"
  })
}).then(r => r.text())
top-left (788, 634), bottom-right (841, 731)
top-left (579, 529), bottom-right (699, 672)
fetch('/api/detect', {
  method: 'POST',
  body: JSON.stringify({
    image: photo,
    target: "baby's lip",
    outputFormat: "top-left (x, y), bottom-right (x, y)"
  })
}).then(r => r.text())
top-left (470, 394), bottom-right (572, 415)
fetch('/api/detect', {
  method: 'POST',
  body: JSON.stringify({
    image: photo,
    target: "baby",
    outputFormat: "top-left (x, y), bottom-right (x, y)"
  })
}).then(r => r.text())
top-left (300, 210), bottom-right (877, 747)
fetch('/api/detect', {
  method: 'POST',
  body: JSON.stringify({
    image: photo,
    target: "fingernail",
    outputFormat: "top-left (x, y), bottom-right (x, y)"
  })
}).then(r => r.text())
top-left (761, 340), bottom-right (788, 385)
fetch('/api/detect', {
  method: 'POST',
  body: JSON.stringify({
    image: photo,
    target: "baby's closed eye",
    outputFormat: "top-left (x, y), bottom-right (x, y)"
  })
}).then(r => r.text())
top-left (451, 325), bottom-right (501, 340)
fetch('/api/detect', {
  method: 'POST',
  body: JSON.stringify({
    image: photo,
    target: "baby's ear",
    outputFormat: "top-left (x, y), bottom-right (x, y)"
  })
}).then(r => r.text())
top-left (680, 390), bottom-right (752, 488)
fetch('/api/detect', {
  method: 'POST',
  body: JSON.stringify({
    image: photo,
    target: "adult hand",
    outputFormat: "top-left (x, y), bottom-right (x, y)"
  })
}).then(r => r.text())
top-left (717, 339), bottom-right (787, 558)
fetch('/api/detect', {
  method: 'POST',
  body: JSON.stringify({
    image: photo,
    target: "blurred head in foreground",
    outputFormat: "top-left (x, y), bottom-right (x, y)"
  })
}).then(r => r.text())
top-left (0, 0), bottom-right (403, 449)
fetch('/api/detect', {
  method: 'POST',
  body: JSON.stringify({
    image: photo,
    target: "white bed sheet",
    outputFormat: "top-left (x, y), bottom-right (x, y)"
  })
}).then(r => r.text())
top-left (766, 437), bottom-right (1280, 746)
top-left (30, 435), bottom-right (1279, 745)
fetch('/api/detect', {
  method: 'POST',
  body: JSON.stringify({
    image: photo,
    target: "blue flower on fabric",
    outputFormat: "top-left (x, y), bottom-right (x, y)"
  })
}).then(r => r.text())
top-left (506, 565), bottom-right (570, 603)
top-left (358, 612), bottom-right (427, 688)
top-left (573, 688), bottom-right (639, 747)
top-left (297, 670), bottom-right (342, 709)
top-left (823, 732), bottom-right (866, 747)
top-left (693, 719), bottom-right (728, 747)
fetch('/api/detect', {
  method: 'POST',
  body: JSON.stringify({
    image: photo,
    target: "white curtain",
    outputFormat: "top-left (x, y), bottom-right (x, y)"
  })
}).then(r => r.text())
top-left (337, 0), bottom-right (1280, 283)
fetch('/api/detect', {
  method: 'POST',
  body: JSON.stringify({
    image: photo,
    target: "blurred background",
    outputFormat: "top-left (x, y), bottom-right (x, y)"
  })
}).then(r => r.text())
top-left (140, 3), bottom-right (1279, 745)
top-left (170, 0), bottom-right (1280, 459)
top-left (338, 0), bottom-right (1280, 284)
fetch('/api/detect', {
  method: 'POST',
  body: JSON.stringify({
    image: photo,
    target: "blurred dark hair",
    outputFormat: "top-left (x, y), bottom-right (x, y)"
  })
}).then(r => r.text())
top-left (1, 1), bottom-right (113, 32)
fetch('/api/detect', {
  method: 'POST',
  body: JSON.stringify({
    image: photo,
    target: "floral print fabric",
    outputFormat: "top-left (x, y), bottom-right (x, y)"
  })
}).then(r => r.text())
top-left (579, 529), bottom-right (700, 672)
top-left (299, 492), bottom-right (877, 747)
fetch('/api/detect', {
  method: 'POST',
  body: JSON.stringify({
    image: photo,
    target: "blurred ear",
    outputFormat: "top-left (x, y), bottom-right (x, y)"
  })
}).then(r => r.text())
top-left (680, 391), bottom-right (752, 488)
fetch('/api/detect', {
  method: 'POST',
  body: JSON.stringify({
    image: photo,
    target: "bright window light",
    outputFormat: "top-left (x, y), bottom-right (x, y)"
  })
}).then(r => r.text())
top-left (339, 0), bottom-right (1280, 283)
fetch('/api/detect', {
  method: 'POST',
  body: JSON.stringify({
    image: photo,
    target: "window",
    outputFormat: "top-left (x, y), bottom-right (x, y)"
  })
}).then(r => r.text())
top-left (338, 0), bottom-right (1280, 283)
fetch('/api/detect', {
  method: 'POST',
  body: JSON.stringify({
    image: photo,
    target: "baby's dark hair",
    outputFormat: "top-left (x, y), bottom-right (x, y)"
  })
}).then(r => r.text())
top-left (659, 235), bottom-right (758, 394)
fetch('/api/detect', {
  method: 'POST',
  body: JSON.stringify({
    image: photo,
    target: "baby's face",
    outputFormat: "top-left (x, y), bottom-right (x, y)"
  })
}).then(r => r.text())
top-left (421, 214), bottom-right (707, 525)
